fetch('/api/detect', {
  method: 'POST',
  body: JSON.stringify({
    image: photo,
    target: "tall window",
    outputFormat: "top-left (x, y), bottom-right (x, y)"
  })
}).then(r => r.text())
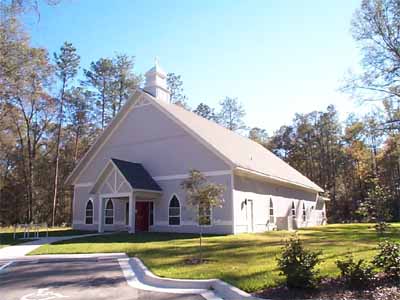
top-left (269, 198), bottom-right (274, 223)
top-left (105, 199), bottom-right (114, 225)
top-left (302, 202), bottom-right (307, 222)
top-left (291, 201), bottom-right (296, 218)
top-left (199, 203), bottom-right (211, 226)
top-left (168, 196), bottom-right (180, 225)
top-left (85, 200), bottom-right (93, 224)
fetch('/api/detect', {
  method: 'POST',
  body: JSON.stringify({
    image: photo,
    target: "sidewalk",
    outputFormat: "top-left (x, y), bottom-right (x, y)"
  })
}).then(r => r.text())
top-left (0, 233), bottom-right (104, 259)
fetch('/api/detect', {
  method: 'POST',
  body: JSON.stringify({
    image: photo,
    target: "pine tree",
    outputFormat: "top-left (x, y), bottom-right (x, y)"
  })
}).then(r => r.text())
top-left (52, 41), bottom-right (80, 226)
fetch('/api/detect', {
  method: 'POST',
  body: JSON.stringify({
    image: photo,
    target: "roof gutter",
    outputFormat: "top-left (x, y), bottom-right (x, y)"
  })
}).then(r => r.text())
top-left (234, 167), bottom-right (324, 193)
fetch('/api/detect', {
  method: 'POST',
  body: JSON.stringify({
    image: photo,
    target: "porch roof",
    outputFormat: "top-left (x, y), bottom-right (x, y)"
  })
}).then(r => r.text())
top-left (90, 158), bottom-right (162, 194)
top-left (111, 158), bottom-right (162, 192)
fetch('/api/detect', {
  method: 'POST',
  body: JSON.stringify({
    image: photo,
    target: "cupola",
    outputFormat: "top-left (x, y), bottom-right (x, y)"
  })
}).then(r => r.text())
top-left (143, 58), bottom-right (170, 102)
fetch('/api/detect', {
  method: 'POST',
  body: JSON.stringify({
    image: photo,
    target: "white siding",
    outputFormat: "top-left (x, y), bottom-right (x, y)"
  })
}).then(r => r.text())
top-left (233, 175), bottom-right (323, 232)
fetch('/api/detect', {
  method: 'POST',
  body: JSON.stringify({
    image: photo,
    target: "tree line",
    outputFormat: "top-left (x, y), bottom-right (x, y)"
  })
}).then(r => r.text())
top-left (0, 0), bottom-right (399, 225)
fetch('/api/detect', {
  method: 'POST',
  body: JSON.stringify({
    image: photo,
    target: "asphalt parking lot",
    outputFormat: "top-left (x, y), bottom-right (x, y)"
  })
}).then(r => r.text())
top-left (0, 258), bottom-right (204, 300)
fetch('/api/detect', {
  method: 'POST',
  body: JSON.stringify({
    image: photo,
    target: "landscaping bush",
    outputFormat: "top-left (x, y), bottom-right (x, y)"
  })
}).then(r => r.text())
top-left (336, 256), bottom-right (375, 288)
top-left (374, 222), bottom-right (391, 235)
top-left (373, 240), bottom-right (400, 280)
top-left (277, 234), bottom-right (321, 289)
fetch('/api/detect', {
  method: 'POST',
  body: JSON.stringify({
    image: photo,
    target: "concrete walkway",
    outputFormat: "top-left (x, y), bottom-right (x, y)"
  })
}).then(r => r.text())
top-left (0, 233), bottom-right (104, 259)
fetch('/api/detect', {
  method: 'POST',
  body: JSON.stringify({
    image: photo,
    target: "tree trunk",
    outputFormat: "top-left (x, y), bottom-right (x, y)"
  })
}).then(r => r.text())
top-left (73, 129), bottom-right (80, 164)
top-left (52, 82), bottom-right (66, 227)
top-left (101, 81), bottom-right (106, 129)
top-left (199, 224), bottom-right (203, 263)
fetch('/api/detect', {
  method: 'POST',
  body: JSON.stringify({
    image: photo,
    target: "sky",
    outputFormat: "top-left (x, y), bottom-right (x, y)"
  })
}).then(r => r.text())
top-left (26, 0), bottom-right (367, 134)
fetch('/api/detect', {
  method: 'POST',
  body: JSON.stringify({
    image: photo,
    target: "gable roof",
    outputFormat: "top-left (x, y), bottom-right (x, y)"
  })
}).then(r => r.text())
top-left (151, 94), bottom-right (323, 193)
top-left (111, 158), bottom-right (162, 192)
top-left (67, 89), bottom-right (323, 193)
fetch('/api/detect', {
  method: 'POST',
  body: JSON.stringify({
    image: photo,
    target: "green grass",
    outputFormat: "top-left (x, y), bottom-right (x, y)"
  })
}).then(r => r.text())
top-left (29, 223), bottom-right (400, 292)
top-left (0, 226), bottom-right (95, 249)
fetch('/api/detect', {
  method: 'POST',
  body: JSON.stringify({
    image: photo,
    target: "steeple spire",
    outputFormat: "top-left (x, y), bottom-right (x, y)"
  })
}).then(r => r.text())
top-left (144, 59), bottom-right (170, 102)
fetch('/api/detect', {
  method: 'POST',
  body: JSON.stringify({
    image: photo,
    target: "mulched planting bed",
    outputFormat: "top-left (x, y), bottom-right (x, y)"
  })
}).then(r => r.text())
top-left (254, 276), bottom-right (400, 300)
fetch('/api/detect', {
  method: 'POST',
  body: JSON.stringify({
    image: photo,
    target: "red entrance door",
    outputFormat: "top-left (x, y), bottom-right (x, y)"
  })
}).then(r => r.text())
top-left (135, 202), bottom-right (149, 232)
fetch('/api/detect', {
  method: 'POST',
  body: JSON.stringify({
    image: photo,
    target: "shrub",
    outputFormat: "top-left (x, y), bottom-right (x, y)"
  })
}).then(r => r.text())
top-left (374, 222), bottom-right (391, 235)
top-left (336, 256), bottom-right (374, 288)
top-left (277, 234), bottom-right (321, 289)
top-left (373, 240), bottom-right (400, 280)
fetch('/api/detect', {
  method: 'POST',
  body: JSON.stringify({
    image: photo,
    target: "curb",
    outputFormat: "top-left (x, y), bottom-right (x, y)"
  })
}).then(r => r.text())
top-left (123, 257), bottom-right (264, 300)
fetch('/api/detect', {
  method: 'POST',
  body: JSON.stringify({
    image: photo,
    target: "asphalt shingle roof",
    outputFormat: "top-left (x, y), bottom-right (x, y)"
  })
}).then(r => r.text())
top-left (153, 95), bottom-right (323, 192)
top-left (111, 158), bottom-right (162, 192)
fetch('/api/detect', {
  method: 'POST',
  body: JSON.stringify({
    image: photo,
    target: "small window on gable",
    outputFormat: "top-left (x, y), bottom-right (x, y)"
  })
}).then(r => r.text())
top-left (291, 201), bottom-right (296, 218)
top-left (168, 195), bottom-right (180, 225)
top-left (85, 200), bottom-right (93, 224)
top-left (302, 202), bottom-right (306, 222)
top-left (105, 199), bottom-right (114, 225)
top-left (199, 203), bottom-right (211, 226)
top-left (269, 198), bottom-right (274, 223)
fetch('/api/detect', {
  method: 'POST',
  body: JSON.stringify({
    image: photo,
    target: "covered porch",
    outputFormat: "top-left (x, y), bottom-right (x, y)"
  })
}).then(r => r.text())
top-left (90, 158), bottom-right (162, 234)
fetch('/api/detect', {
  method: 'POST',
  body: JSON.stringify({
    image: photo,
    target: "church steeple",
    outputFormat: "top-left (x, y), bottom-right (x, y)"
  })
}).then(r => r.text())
top-left (143, 58), bottom-right (170, 102)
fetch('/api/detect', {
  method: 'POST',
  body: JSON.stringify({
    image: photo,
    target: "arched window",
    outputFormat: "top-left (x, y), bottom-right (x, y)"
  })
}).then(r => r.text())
top-left (85, 200), bottom-right (93, 224)
top-left (302, 202), bottom-right (306, 222)
top-left (269, 198), bottom-right (274, 223)
top-left (168, 195), bottom-right (180, 225)
top-left (105, 199), bottom-right (114, 225)
top-left (291, 201), bottom-right (296, 218)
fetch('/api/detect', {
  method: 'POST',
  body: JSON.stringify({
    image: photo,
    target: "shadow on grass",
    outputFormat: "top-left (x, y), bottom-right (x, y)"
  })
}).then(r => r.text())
top-left (49, 232), bottom-right (221, 246)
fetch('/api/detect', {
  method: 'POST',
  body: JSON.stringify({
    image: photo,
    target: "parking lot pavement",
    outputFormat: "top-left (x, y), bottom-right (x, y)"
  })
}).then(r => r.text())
top-left (0, 258), bottom-right (204, 300)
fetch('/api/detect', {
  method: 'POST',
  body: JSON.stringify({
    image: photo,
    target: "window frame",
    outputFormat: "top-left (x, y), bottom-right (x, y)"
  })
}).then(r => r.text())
top-left (269, 198), bottom-right (274, 224)
top-left (104, 198), bottom-right (114, 225)
top-left (302, 202), bottom-right (307, 222)
top-left (291, 201), bottom-right (296, 219)
top-left (85, 199), bottom-right (94, 225)
top-left (168, 195), bottom-right (181, 226)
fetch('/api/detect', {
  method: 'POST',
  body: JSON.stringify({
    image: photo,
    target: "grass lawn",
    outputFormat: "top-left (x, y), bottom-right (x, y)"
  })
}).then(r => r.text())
top-left (0, 227), bottom-right (95, 249)
top-left (29, 223), bottom-right (400, 293)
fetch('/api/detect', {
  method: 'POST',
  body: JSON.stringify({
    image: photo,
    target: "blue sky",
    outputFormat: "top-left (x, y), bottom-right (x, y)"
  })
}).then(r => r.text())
top-left (27, 0), bottom-right (367, 133)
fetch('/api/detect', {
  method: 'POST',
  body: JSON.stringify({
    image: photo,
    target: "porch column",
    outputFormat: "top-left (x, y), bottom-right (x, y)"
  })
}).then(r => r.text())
top-left (129, 193), bottom-right (136, 234)
top-left (98, 197), bottom-right (104, 233)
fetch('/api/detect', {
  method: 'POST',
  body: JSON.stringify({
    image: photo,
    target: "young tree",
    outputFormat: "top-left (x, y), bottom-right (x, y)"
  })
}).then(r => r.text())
top-left (217, 97), bottom-right (246, 132)
top-left (181, 169), bottom-right (225, 263)
top-left (193, 102), bottom-right (217, 121)
top-left (52, 41), bottom-right (80, 226)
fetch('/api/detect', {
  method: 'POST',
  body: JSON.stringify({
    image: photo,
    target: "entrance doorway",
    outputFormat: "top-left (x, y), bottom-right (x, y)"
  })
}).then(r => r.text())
top-left (135, 201), bottom-right (149, 232)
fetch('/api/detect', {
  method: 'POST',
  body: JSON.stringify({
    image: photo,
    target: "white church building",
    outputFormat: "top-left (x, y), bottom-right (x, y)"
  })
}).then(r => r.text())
top-left (66, 62), bottom-right (328, 234)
